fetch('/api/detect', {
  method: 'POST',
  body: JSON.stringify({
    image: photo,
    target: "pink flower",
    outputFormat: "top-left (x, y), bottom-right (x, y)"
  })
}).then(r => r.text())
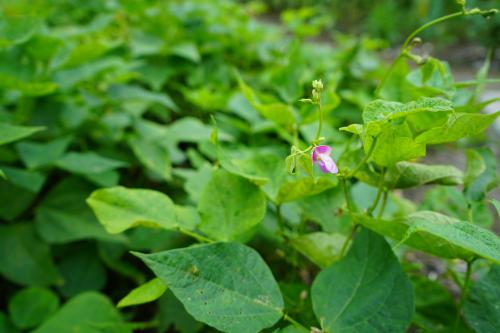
top-left (312, 145), bottom-right (338, 174)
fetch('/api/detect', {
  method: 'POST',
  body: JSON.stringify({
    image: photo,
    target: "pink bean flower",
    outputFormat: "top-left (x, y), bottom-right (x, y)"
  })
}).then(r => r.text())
top-left (312, 145), bottom-right (338, 174)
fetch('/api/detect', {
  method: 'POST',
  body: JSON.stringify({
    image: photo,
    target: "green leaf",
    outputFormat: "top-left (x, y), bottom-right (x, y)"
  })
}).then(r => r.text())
top-left (8, 287), bottom-right (59, 329)
top-left (0, 123), bottom-right (44, 146)
top-left (107, 84), bottom-right (178, 111)
top-left (464, 149), bottom-right (486, 187)
top-left (129, 137), bottom-right (172, 181)
top-left (275, 176), bottom-right (338, 204)
top-left (16, 137), bottom-right (71, 169)
top-left (87, 186), bottom-right (198, 234)
top-left (158, 290), bottom-right (203, 333)
top-left (117, 278), bottom-right (167, 308)
top-left (134, 242), bottom-right (284, 333)
top-left (170, 42), bottom-right (201, 62)
top-left (35, 177), bottom-right (125, 244)
top-left (415, 111), bottom-right (500, 145)
top-left (57, 244), bottom-right (107, 298)
top-left (290, 232), bottom-right (346, 268)
top-left (237, 76), bottom-right (295, 129)
top-left (56, 151), bottom-right (127, 175)
top-left (464, 265), bottom-right (500, 333)
top-left (356, 211), bottom-right (500, 262)
top-left (363, 97), bottom-right (453, 123)
top-left (0, 312), bottom-right (19, 333)
top-left (371, 122), bottom-right (426, 166)
top-left (311, 228), bottom-right (414, 333)
top-left (464, 148), bottom-right (498, 202)
top-left (0, 224), bottom-right (61, 286)
top-left (492, 199), bottom-right (500, 217)
top-left (32, 292), bottom-right (131, 333)
top-left (198, 170), bottom-right (267, 241)
top-left (384, 162), bottom-right (463, 189)
top-left (0, 166), bottom-right (46, 220)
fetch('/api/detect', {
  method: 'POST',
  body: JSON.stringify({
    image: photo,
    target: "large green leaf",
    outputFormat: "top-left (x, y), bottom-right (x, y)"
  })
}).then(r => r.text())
top-left (0, 224), bottom-right (61, 286)
top-left (32, 292), bottom-right (131, 333)
top-left (416, 111), bottom-right (500, 145)
top-left (464, 265), bottom-right (500, 333)
top-left (356, 211), bottom-right (500, 262)
top-left (8, 287), bottom-right (59, 329)
top-left (87, 186), bottom-right (198, 233)
top-left (134, 242), bottom-right (284, 333)
top-left (311, 228), bottom-right (414, 333)
top-left (117, 278), bottom-right (167, 308)
top-left (0, 123), bottom-right (44, 146)
top-left (362, 97), bottom-right (453, 123)
top-left (198, 170), bottom-right (266, 241)
top-left (384, 162), bottom-right (463, 189)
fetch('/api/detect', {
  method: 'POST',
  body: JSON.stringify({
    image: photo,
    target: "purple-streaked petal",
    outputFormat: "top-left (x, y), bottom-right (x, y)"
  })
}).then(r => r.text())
top-left (312, 145), bottom-right (331, 165)
top-left (318, 154), bottom-right (338, 174)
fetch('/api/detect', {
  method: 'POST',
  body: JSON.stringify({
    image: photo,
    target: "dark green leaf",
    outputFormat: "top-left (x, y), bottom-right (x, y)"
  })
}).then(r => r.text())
top-left (311, 229), bottom-right (414, 333)
top-left (134, 242), bottom-right (284, 333)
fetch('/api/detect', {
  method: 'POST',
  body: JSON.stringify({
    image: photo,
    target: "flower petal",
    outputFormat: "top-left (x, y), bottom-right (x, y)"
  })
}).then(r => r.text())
top-left (318, 155), bottom-right (338, 174)
top-left (312, 145), bottom-right (331, 165)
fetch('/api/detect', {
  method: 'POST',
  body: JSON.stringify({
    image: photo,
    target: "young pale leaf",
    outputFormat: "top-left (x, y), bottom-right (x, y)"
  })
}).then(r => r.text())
top-left (415, 111), bottom-right (500, 145)
top-left (290, 232), bottom-right (346, 268)
top-left (362, 97), bottom-right (453, 123)
top-left (356, 211), bottom-right (500, 262)
top-left (464, 265), bottom-right (500, 333)
top-left (311, 228), bottom-right (414, 333)
top-left (117, 278), bottom-right (167, 308)
top-left (198, 170), bottom-right (266, 241)
top-left (87, 186), bottom-right (198, 233)
top-left (8, 287), bottom-right (59, 329)
top-left (32, 292), bottom-right (131, 333)
top-left (134, 242), bottom-right (284, 333)
top-left (0, 123), bottom-right (44, 146)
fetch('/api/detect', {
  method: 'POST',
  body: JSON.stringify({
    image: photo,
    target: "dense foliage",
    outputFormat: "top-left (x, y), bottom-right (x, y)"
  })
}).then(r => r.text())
top-left (0, 1), bottom-right (499, 333)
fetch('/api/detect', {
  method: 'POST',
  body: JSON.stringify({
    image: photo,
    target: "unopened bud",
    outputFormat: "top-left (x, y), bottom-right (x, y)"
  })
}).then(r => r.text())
top-left (312, 79), bottom-right (323, 92)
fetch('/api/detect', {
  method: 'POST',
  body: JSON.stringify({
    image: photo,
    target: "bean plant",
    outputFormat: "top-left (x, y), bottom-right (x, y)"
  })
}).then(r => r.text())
top-left (0, 1), bottom-right (499, 333)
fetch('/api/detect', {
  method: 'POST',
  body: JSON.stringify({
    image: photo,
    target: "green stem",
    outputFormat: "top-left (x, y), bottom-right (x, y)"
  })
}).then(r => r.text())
top-left (454, 260), bottom-right (474, 332)
top-left (401, 12), bottom-right (464, 51)
top-left (367, 167), bottom-right (386, 216)
top-left (377, 190), bottom-right (388, 219)
top-left (339, 224), bottom-right (359, 258)
top-left (376, 7), bottom-right (498, 96)
top-left (314, 102), bottom-right (323, 141)
top-left (178, 228), bottom-right (213, 243)
top-left (283, 313), bottom-right (309, 331)
top-left (341, 177), bottom-right (355, 213)
top-left (349, 137), bottom-right (377, 178)
top-left (454, 78), bottom-right (500, 87)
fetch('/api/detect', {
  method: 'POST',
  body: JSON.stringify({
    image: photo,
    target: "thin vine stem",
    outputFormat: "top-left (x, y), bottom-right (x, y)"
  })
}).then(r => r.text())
top-left (376, 7), bottom-right (498, 96)
top-left (367, 167), bottom-right (386, 216)
top-left (283, 313), bottom-right (309, 331)
top-left (314, 102), bottom-right (323, 141)
top-left (377, 190), bottom-right (389, 219)
top-left (349, 137), bottom-right (378, 178)
top-left (454, 259), bottom-right (475, 331)
top-left (339, 224), bottom-right (359, 258)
